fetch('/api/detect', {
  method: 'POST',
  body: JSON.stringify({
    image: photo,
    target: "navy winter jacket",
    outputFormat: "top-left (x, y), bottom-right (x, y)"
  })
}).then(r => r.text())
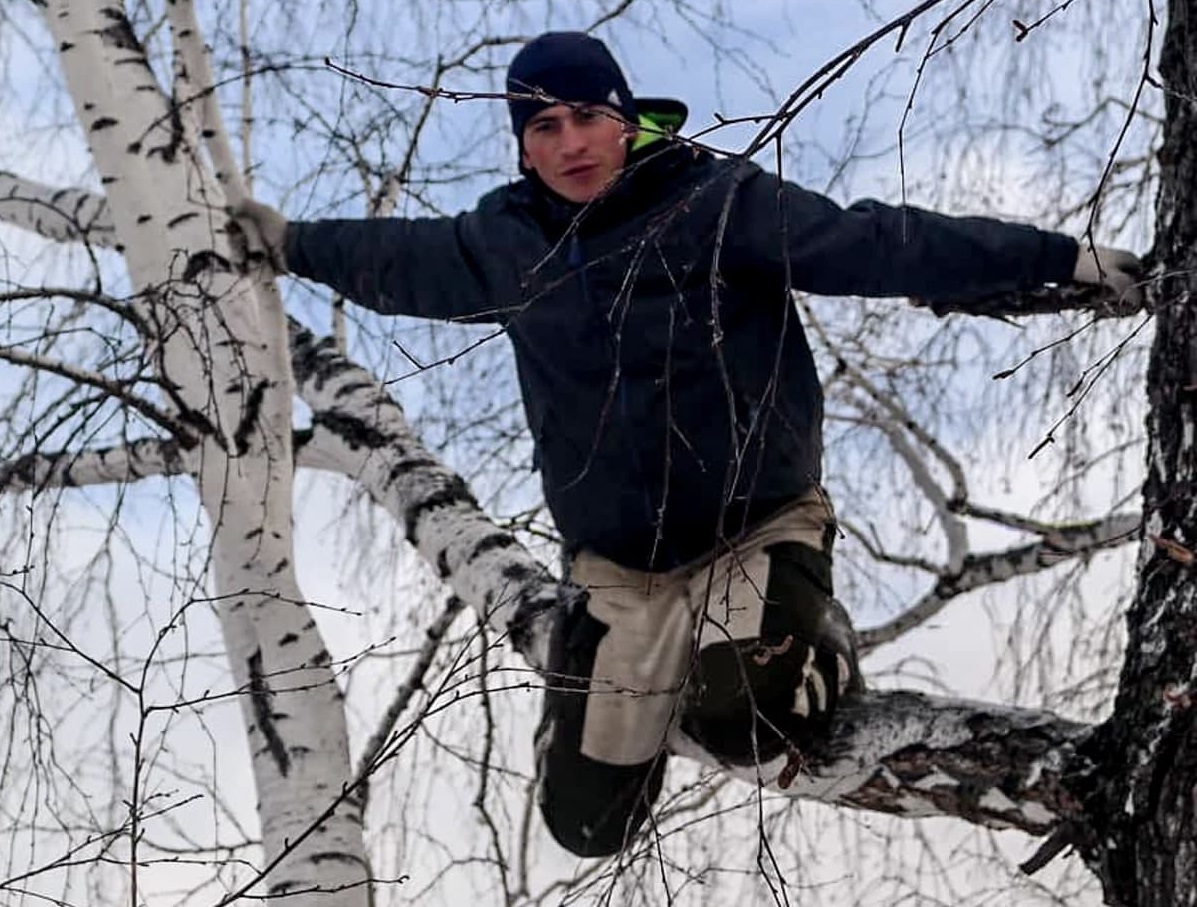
top-left (286, 144), bottom-right (1078, 570)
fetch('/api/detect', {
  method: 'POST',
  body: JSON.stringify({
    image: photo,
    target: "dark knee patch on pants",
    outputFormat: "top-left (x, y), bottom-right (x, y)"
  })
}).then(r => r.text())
top-left (538, 743), bottom-right (665, 857)
top-left (681, 541), bottom-right (851, 764)
top-left (536, 598), bottom-right (667, 856)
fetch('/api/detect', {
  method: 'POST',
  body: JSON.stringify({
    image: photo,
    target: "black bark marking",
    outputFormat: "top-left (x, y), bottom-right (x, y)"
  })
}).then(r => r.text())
top-left (98, 8), bottom-right (143, 52)
top-left (467, 533), bottom-right (518, 563)
top-left (247, 648), bottom-right (290, 777)
top-left (90, 117), bottom-right (118, 132)
top-left (167, 211), bottom-right (199, 229)
top-left (310, 852), bottom-right (359, 864)
top-left (387, 457), bottom-right (443, 483)
top-left (333, 379), bottom-right (376, 399)
top-left (501, 562), bottom-right (541, 585)
top-left (147, 103), bottom-right (185, 164)
top-left (403, 478), bottom-right (476, 544)
top-left (232, 379), bottom-right (269, 455)
top-left (0, 450), bottom-right (64, 493)
top-left (310, 410), bottom-right (389, 450)
top-left (279, 632), bottom-right (298, 647)
top-left (181, 249), bottom-right (231, 281)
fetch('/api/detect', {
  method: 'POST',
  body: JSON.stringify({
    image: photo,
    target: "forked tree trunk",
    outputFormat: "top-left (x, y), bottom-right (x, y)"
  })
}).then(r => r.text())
top-left (42, 2), bottom-right (369, 902)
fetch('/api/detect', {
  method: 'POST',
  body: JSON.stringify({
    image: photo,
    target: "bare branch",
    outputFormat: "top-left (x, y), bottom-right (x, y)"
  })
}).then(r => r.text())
top-left (669, 689), bottom-right (1090, 835)
top-left (0, 345), bottom-right (199, 445)
top-left (0, 171), bottom-right (115, 246)
top-left (353, 595), bottom-right (466, 794)
top-left (848, 404), bottom-right (970, 573)
top-left (287, 319), bottom-right (566, 670)
top-left (913, 281), bottom-right (1149, 319)
top-left (0, 436), bottom-right (192, 492)
top-left (858, 511), bottom-right (1141, 652)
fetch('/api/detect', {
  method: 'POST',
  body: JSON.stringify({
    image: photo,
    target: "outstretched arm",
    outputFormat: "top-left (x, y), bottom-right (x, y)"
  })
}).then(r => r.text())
top-left (728, 168), bottom-right (1140, 307)
top-left (231, 199), bottom-right (506, 323)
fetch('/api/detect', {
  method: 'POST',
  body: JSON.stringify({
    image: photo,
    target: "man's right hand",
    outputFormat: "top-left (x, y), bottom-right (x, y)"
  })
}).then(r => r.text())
top-left (228, 198), bottom-right (289, 273)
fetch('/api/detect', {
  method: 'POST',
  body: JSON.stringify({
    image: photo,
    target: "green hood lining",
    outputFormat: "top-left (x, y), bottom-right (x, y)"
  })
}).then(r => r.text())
top-left (631, 100), bottom-right (688, 151)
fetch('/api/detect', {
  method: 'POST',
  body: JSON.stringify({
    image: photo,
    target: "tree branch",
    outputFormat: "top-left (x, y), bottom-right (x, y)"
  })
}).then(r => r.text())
top-left (858, 511), bottom-right (1141, 652)
top-left (0, 424), bottom-right (392, 493)
top-left (913, 282), bottom-right (1147, 319)
top-left (667, 689), bottom-right (1090, 835)
top-left (0, 437), bottom-right (192, 493)
top-left (352, 595), bottom-right (467, 804)
top-left (0, 346), bottom-right (200, 445)
top-left (0, 171), bottom-right (115, 246)
top-left (287, 319), bottom-right (568, 671)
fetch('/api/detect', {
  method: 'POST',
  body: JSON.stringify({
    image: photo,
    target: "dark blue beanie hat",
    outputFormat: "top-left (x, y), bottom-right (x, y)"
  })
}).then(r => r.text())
top-left (507, 32), bottom-right (637, 142)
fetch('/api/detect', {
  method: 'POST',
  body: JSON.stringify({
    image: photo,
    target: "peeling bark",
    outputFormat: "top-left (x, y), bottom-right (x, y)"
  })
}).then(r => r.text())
top-left (670, 690), bottom-right (1091, 834)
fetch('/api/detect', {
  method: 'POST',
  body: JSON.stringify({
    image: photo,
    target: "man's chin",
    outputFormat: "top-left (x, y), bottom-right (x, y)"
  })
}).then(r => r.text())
top-left (556, 174), bottom-right (619, 204)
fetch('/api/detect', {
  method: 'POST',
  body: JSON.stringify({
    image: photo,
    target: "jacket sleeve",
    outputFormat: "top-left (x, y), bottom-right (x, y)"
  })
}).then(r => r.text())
top-left (284, 209), bottom-right (505, 323)
top-left (727, 167), bottom-right (1079, 302)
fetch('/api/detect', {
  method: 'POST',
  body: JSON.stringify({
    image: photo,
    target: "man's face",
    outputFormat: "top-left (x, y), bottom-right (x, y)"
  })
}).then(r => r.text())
top-left (521, 104), bottom-right (632, 203)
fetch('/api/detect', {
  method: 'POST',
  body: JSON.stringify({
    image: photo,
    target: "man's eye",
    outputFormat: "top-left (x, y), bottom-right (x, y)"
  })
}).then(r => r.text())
top-left (531, 120), bottom-right (555, 133)
top-left (577, 109), bottom-right (600, 121)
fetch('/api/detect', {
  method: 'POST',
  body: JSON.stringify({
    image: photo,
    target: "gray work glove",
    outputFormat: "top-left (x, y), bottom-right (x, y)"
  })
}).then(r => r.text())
top-left (227, 198), bottom-right (289, 273)
top-left (1073, 243), bottom-right (1143, 308)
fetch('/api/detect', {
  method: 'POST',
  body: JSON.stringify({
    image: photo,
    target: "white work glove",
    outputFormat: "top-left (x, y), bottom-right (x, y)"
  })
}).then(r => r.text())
top-left (1073, 243), bottom-right (1143, 308)
top-left (227, 198), bottom-right (289, 273)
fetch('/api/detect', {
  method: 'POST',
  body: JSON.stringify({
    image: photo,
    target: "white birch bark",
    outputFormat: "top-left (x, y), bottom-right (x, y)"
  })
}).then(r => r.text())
top-left (0, 169), bottom-right (116, 245)
top-left (39, 2), bottom-right (367, 902)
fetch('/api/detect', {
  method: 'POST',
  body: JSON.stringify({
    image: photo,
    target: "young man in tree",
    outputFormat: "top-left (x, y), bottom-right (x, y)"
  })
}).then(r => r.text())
top-left (232, 31), bottom-right (1142, 858)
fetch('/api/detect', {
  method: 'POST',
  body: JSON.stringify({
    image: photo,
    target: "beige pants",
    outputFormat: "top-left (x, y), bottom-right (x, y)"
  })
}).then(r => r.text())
top-left (571, 487), bottom-right (836, 766)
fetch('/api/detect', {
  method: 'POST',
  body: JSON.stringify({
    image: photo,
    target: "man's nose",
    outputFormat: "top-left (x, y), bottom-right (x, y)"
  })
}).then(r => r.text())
top-left (559, 122), bottom-right (587, 155)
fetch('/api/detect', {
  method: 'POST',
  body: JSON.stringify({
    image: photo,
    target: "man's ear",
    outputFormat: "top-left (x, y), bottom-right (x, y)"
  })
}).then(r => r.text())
top-left (520, 147), bottom-right (533, 171)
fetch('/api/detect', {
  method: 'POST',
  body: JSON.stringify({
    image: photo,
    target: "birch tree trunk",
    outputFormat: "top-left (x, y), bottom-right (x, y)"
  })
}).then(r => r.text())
top-left (39, 2), bottom-right (368, 902)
